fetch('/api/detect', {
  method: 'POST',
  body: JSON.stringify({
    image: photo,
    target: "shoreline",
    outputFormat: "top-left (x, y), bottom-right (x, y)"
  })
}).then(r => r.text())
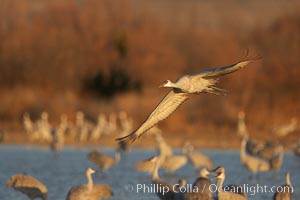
top-left (1, 131), bottom-right (298, 151)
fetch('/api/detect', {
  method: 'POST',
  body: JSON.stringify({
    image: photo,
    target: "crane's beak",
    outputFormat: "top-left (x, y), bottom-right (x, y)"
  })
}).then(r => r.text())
top-left (207, 167), bottom-right (219, 175)
top-left (158, 84), bottom-right (165, 88)
top-left (211, 173), bottom-right (220, 179)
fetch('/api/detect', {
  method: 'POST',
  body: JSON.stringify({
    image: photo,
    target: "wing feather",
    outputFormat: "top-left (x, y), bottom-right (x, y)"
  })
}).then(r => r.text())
top-left (116, 90), bottom-right (189, 145)
top-left (88, 150), bottom-right (113, 169)
top-left (190, 57), bottom-right (261, 79)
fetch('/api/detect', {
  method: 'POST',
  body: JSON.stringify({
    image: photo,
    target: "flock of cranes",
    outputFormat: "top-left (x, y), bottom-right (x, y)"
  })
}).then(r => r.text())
top-left (7, 168), bottom-right (113, 200)
top-left (5, 56), bottom-right (299, 200)
top-left (22, 111), bottom-right (135, 154)
top-left (7, 111), bottom-right (298, 200)
top-left (23, 111), bottom-right (134, 143)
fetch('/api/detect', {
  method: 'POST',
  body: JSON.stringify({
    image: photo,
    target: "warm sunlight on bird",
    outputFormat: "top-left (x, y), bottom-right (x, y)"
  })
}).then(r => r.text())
top-left (116, 55), bottom-right (261, 146)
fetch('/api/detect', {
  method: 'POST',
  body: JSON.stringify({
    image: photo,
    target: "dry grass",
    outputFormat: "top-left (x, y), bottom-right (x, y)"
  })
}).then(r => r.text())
top-left (0, 0), bottom-right (299, 148)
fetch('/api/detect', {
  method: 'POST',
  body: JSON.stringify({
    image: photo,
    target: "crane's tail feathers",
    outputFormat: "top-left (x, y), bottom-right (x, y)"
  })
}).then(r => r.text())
top-left (115, 133), bottom-right (138, 147)
top-left (242, 48), bottom-right (250, 58)
top-left (242, 49), bottom-right (262, 61)
top-left (207, 86), bottom-right (228, 96)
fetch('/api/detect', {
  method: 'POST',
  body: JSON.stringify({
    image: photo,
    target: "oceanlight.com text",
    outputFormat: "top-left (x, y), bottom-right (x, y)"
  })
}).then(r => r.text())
top-left (124, 183), bottom-right (293, 196)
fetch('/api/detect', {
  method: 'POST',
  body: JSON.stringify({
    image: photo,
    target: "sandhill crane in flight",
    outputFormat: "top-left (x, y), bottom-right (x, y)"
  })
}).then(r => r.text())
top-left (7, 174), bottom-right (48, 200)
top-left (116, 56), bottom-right (261, 146)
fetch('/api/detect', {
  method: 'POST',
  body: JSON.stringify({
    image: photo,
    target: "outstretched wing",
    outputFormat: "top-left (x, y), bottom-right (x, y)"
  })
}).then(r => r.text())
top-left (116, 90), bottom-right (189, 145)
top-left (6, 174), bottom-right (47, 198)
top-left (190, 56), bottom-right (261, 79)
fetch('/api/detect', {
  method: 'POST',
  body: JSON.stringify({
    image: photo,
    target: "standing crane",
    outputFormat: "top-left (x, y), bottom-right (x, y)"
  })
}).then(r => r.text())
top-left (210, 166), bottom-right (247, 200)
top-left (273, 172), bottom-right (293, 200)
top-left (184, 168), bottom-right (213, 200)
top-left (66, 167), bottom-right (112, 200)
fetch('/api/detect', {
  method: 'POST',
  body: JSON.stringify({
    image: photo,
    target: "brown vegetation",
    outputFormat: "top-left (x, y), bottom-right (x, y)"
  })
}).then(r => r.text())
top-left (0, 0), bottom-right (299, 148)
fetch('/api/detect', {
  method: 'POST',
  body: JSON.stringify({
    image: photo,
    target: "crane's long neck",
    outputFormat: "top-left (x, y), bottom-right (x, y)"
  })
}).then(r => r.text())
top-left (86, 171), bottom-right (93, 191)
top-left (286, 173), bottom-right (292, 187)
top-left (217, 175), bottom-right (224, 193)
top-left (163, 81), bottom-right (184, 91)
top-left (158, 140), bottom-right (172, 157)
top-left (152, 159), bottom-right (160, 180)
top-left (168, 81), bottom-right (180, 88)
top-left (238, 119), bottom-right (248, 139)
top-left (240, 138), bottom-right (247, 162)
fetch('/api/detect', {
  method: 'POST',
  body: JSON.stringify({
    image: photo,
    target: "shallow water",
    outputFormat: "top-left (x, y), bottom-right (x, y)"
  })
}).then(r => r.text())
top-left (0, 145), bottom-right (299, 200)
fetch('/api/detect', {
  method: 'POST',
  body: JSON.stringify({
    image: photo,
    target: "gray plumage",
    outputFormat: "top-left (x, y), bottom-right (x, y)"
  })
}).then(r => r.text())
top-left (240, 138), bottom-right (284, 174)
top-left (88, 148), bottom-right (120, 171)
top-left (240, 137), bottom-right (271, 174)
top-left (184, 168), bottom-right (213, 200)
top-left (135, 156), bottom-right (156, 174)
top-left (155, 132), bottom-right (187, 172)
top-left (237, 111), bottom-right (261, 156)
top-left (237, 111), bottom-right (281, 160)
top-left (116, 57), bottom-right (260, 145)
top-left (150, 156), bottom-right (185, 200)
top-left (160, 155), bottom-right (188, 173)
top-left (183, 142), bottom-right (213, 169)
top-left (135, 133), bottom-right (180, 174)
top-left (211, 166), bottom-right (247, 200)
top-left (155, 132), bottom-right (173, 157)
top-left (7, 174), bottom-right (47, 200)
top-left (257, 142), bottom-right (282, 161)
top-left (66, 168), bottom-right (112, 200)
top-left (50, 115), bottom-right (67, 155)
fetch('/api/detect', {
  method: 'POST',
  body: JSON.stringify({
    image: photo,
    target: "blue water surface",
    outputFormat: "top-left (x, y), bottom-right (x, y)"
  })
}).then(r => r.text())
top-left (0, 145), bottom-right (299, 200)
